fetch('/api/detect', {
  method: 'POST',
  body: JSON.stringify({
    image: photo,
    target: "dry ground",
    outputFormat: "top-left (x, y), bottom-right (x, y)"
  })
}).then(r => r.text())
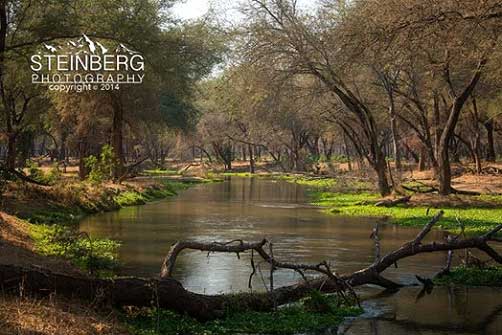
top-left (0, 213), bottom-right (128, 335)
top-left (0, 295), bottom-right (128, 335)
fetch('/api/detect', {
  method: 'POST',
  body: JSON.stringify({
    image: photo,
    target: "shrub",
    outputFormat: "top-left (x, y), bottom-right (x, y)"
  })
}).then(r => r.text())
top-left (26, 160), bottom-right (45, 182)
top-left (25, 160), bottom-right (60, 185)
top-left (85, 145), bottom-right (115, 183)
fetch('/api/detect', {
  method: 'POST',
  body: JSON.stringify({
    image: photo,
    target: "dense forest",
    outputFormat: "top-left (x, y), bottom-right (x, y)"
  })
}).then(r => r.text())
top-left (2, 1), bottom-right (502, 334)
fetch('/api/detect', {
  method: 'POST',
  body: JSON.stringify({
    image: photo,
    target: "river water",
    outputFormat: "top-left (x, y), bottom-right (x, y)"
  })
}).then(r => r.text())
top-left (80, 177), bottom-right (502, 335)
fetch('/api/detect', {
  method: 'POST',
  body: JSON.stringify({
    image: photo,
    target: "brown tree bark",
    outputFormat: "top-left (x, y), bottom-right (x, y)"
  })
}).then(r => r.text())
top-left (111, 95), bottom-right (125, 181)
top-left (485, 119), bottom-right (496, 162)
top-left (6, 133), bottom-right (16, 169)
top-left (418, 146), bottom-right (427, 171)
top-left (437, 60), bottom-right (486, 195)
top-left (78, 141), bottom-right (89, 180)
top-left (248, 144), bottom-right (255, 174)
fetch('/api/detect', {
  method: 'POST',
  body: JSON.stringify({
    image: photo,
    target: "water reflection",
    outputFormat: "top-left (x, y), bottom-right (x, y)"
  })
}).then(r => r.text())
top-left (80, 177), bottom-right (502, 334)
top-left (341, 286), bottom-right (502, 335)
top-left (80, 177), bottom-right (448, 293)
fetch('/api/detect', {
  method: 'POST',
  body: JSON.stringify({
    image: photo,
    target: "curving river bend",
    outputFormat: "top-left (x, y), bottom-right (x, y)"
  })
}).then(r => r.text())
top-left (80, 177), bottom-right (502, 335)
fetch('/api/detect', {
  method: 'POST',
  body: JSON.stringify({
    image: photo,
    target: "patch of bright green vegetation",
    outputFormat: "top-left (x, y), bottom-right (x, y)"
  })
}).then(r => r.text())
top-left (114, 181), bottom-right (193, 207)
top-left (434, 266), bottom-right (502, 286)
top-left (284, 176), bottom-right (338, 189)
top-left (142, 168), bottom-right (179, 176)
top-left (24, 207), bottom-right (83, 225)
top-left (270, 174), bottom-right (373, 192)
top-left (27, 180), bottom-right (199, 274)
top-left (311, 191), bottom-right (502, 234)
top-left (25, 160), bottom-right (61, 185)
top-left (127, 292), bottom-right (362, 335)
top-left (114, 190), bottom-right (148, 206)
top-left (220, 172), bottom-right (254, 177)
top-left (30, 223), bottom-right (120, 276)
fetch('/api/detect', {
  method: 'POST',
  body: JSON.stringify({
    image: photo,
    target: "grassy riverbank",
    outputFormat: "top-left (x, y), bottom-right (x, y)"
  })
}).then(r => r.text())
top-left (434, 266), bottom-right (502, 287)
top-left (313, 191), bottom-right (502, 234)
top-left (268, 175), bottom-right (502, 235)
top-left (2, 177), bottom-right (212, 275)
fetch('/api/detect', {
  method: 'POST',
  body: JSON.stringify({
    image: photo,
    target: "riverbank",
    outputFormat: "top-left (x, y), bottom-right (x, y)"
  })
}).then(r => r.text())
top-left (0, 176), bottom-right (220, 335)
top-left (256, 174), bottom-right (502, 235)
top-left (278, 174), bottom-right (502, 286)
top-left (2, 171), bottom-right (501, 334)
top-left (1, 202), bottom-right (361, 335)
top-left (1, 176), bottom-right (215, 275)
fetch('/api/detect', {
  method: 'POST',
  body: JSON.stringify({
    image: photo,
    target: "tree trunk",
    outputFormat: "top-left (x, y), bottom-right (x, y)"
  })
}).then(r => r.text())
top-left (418, 146), bottom-right (427, 171)
top-left (374, 157), bottom-right (391, 196)
top-left (6, 133), bottom-right (16, 169)
top-left (78, 142), bottom-right (89, 180)
top-left (111, 97), bottom-right (124, 181)
top-left (474, 134), bottom-right (482, 174)
top-left (471, 97), bottom-right (482, 174)
top-left (389, 96), bottom-right (401, 171)
top-left (436, 59), bottom-right (485, 195)
top-left (437, 144), bottom-right (452, 195)
top-left (342, 134), bottom-right (352, 171)
top-left (485, 119), bottom-right (496, 162)
top-left (248, 144), bottom-right (255, 174)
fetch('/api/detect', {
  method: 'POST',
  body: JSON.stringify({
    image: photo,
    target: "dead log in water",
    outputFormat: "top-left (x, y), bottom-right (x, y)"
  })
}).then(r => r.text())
top-left (1, 211), bottom-right (502, 321)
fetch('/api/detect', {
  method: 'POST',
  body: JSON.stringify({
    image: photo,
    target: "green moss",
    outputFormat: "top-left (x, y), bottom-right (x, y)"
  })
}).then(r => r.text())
top-left (310, 191), bottom-right (502, 235)
top-left (434, 266), bottom-right (502, 286)
top-left (126, 293), bottom-right (362, 335)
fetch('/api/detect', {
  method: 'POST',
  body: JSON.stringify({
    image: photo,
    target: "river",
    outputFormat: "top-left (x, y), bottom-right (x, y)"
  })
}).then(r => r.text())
top-left (80, 177), bottom-right (502, 334)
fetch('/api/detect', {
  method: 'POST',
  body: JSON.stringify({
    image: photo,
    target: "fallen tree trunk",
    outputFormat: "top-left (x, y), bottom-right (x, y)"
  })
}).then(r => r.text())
top-left (2, 211), bottom-right (502, 321)
top-left (0, 263), bottom-right (342, 321)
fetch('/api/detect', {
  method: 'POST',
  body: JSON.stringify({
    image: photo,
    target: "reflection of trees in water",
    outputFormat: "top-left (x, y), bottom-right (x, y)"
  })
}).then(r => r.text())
top-left (342, 287), bottom-right (502, 335)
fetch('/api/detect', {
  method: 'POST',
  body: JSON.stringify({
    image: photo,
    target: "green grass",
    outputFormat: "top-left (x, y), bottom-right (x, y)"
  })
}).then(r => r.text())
top-left (30, 223), bottom-right (120, 276)
top-left (126, 293), bottom-right (362, 335)
top-left (310, 191), bottom-right (502, 235)
top-left (24, 207), bottom-right (84, 225)
top-left (220, 172), bottom-right (373, 191)
top-left (269, 174), bottom-right (373, 193)
top-left (27, 180), bottom-right (201, 275)
top-left (217, 172), bottom-right (502, 234)
top-left (142, 168), bottom-right (179, 176)
top-left (113, 181), bottom-right (193, 207)
top-left (220, 172), bottom-right (255, 177)
top-left (276, 175), bottom-right (338, 188)
top-left (434, 266), bottom-right (502, 286)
